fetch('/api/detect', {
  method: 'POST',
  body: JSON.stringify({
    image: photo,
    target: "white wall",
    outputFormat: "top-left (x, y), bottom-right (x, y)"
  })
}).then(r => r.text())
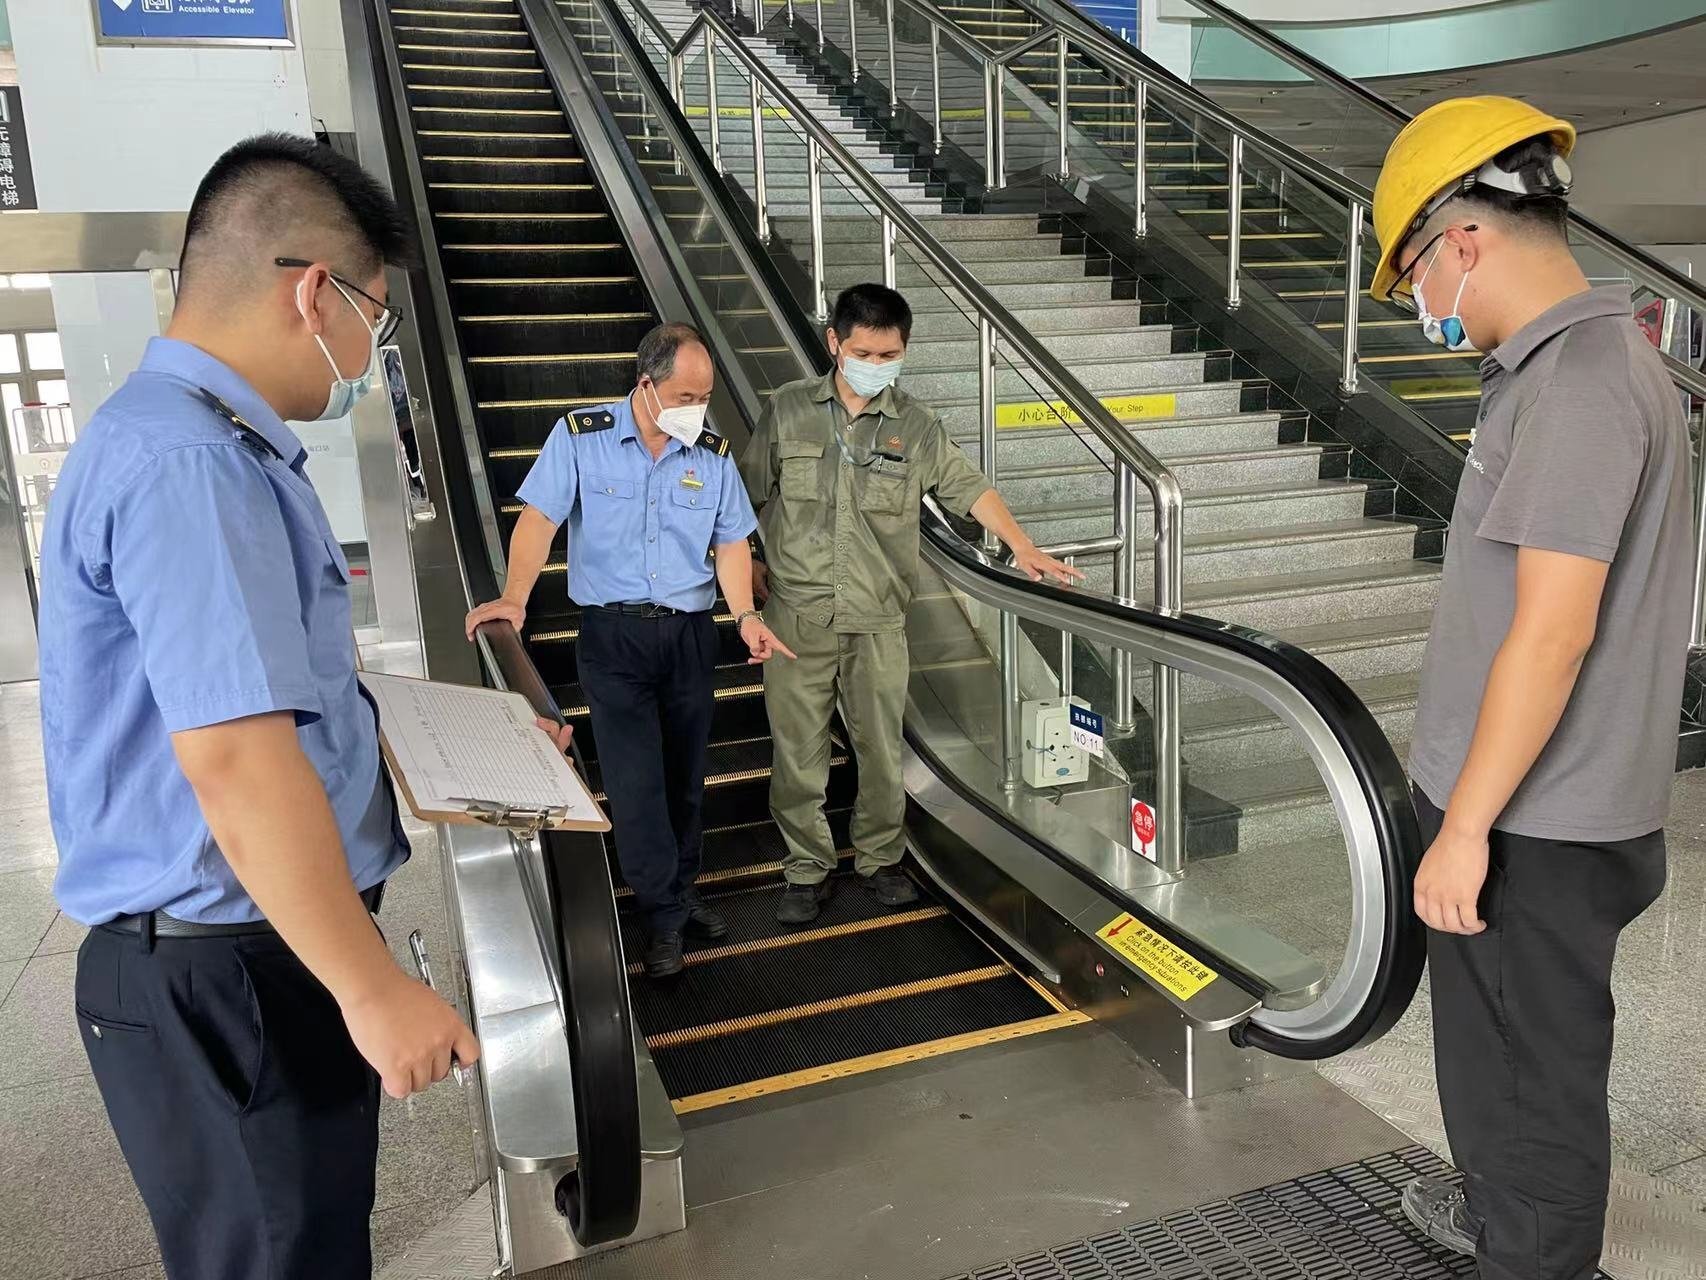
top-left (1572, 109), bottom-right (1706, 247)
top-left (300, 0), bottom-right (354, 136)
top-left (1212, 0), bottom-right (1496, 19)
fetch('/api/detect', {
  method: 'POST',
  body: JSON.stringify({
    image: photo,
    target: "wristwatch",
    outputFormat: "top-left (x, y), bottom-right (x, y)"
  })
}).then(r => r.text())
top-left (735, 609), bottom-right (763, 630)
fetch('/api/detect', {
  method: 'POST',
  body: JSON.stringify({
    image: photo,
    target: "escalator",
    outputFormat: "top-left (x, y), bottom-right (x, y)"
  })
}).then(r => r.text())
top-left (353, 0), bottom-right (1431, 1269)
top-left (376, 0), bottom-right (1082, 1125)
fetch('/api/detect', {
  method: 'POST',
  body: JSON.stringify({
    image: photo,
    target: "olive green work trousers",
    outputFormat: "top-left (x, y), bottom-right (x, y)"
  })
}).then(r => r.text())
top-left (762, 601), bottom-right (908, 883)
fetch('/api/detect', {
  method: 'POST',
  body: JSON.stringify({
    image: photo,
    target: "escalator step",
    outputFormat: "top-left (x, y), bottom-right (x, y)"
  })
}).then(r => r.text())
top-left (631, 906), bottom-right (1011, 1035)
top-left (618, 863), bottom-right (891, 952)
top-left (697, 808), bottom-right (854, 878)
top-left (651, 973), bottom-right (1058, 1102)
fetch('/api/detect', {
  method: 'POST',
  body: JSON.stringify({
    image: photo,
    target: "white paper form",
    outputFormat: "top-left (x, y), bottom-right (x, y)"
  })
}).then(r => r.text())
top-left (359, 672), bottom-right (602, 824)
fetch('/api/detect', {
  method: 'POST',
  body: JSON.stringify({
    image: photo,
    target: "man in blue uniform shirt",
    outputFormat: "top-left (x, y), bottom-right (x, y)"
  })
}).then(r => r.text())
top-left (466, 323), bottom-right (792, 977)
top-left (39, 134), bottom-right (483, 1280)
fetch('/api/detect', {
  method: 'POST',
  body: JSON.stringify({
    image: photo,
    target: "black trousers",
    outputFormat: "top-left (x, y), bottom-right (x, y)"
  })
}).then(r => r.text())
top-left (76, 925), bottom-right (380, 1280)
top-left (576, 607), bottom-right (717, 933)
top-left (1415, 790), bottom-right (1666, 1280)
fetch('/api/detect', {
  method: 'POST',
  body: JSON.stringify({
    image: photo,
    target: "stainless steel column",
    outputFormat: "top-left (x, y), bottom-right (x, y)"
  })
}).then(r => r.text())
top-left (1133, 78), bottom-right (1147, 238)
top-left (704, 28), bottom-right (723, 170)
top-left (978, 315), bottom-right (998, 554)
top-left (815, 0), bottom-right (824, 47)
top-left (848, 0), bottom-right (860, 75)
top-left (982, 60), bottom-right (998, 187)
top-left (1000, 610), bottom-right (1022, 793)
top-left (992, 63), bottom-right (1007, 187)
top-left (751, 77), bottom-right (770, 241)
top-left (808, 136), bottom-right (828, 318)
top-left (1339, 201), bottom-right (1363, 395)
top-left (1226, 134), bottom-right (1243, 309)
top-left (1109, 464), bottom-right (1137, 735)
top-left (881, 214), bottom-right (897, 290)
top-left (1055, 33), bottom-right (1069, 178)
top-left (929, 24), bottom-right (943, 151)
top-left (885, 0), bottom-right (897, 104)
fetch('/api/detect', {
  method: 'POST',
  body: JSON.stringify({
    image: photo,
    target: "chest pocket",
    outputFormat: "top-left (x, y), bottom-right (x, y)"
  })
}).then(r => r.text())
top-left (324, 534), bottom-right (353, 585)
top-left (860, 460), bottom-right (911, 515)
top-left (778, 439), bottom-right (825, 499)
top-left (585, 474), bottom-right (635, 505)
top-left (670, 469), bottom-right (721, 517)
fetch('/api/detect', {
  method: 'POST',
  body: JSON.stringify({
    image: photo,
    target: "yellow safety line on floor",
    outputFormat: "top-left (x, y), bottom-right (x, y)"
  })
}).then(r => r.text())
top-left (563, 677), bottom-right (761, 719)
top-left (425, 155), bottom-right (583, 165)
top-left (468, 349), bottom-right (633, 364)
top-left (480, 393), bottom-right (619, 411)
top-left (671, 1010), bottom-right (1090, 1112)
top-left (461, 310), bottom-right (650, 322)
top-left (420, 130), bottom-right (569, 140)
top-left (411, 105), bottom-right (559, 116)
top-left (393, 26), bottom-right (528, 36)
top-left (404, 63), bottom-right (543, 73)
top-left (624, 907), bottom-right (949, 976)
top-left (649, 964), bottom-right (1010, 1051)
top-left (437, 210), bottom-right (602, 218)
top-left (614, 849), bottom-right (855, 899)
top-left (449, 274), bottom-right (627, 284)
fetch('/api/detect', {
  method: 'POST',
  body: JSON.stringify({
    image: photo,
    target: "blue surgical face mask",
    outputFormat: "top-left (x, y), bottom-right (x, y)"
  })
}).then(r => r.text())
top-left (1415, 240), bottom-right (1474, 352)
top-left (840, 352), bottom-right (903, 399)
top-left (301, 277), bottom-right (380, 422)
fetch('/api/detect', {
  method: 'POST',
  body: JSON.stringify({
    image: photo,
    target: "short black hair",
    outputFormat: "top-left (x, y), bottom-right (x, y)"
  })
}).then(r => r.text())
top-left (830, 283), bottom-right (913, 345)
top-left (636, 321), bottom-right (708, 384)
top-left (1418, 135), bottom-right (1570, 249)
top-left (180, 132), bottom-right (412, 299)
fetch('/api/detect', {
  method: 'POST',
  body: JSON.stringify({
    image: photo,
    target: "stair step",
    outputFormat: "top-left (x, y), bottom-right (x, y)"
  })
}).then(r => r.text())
top-left (1011, 476), bottom-right (1375, 541)
top-left (1182, 670), bottom-right (1420, 773)
top-left (900, 350), bottom-right (1214, 401)
top-left (1187, 560), bottom-right (1441, 633)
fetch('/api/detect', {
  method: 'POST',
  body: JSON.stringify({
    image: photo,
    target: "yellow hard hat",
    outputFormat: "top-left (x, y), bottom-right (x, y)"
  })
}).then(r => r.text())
top-left (1370, 96), bottom-right (1575, 302)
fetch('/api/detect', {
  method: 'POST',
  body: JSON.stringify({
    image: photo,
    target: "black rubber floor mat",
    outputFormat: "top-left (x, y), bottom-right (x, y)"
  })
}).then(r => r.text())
top-left (945, 1145), bottom-right (1610, 1280)
top-left (630, 912), bottom-right (1005, 1037)
top-left (651, 971), bottom-right (1057, 1100)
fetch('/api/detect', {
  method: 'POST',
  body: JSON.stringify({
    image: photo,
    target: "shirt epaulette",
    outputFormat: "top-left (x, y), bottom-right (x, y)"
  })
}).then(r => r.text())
top-left (198, 386), bottom-right (284, 462)
top-left (696, 427), bottom-right (730, 457)
top-left (566, 409), bottom-right (617, 434)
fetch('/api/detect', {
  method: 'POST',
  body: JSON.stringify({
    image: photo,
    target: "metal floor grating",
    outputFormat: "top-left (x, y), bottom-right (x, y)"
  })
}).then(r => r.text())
top-left (945, 1146), bottom-right (1607, 1280)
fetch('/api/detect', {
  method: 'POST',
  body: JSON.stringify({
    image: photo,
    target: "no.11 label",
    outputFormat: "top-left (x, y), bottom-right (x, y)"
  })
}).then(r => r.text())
top-left (1068, 703), bottom-right (1104, 758)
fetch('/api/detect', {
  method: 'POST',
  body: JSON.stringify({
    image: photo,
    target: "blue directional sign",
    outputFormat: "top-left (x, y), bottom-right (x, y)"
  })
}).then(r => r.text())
top-left (95, 0), bottom-right (294, 47)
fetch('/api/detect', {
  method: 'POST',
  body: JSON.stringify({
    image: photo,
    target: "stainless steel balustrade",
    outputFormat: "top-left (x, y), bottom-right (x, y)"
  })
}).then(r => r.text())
top-left (608, 0), bottom-right (1188, 868)
top-left (792, 0), bottom-right (1706, 644)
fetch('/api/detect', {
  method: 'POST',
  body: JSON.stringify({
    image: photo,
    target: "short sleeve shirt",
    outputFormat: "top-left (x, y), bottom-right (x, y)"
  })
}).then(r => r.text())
top-left (39, 338), bottom-right (409, 925)
top-left (515, 396), bottom-right (756, 612)
top-left (738, 371), bottom-right (993, 632)
top-left (1408, 287), bottom-right (1694, 841)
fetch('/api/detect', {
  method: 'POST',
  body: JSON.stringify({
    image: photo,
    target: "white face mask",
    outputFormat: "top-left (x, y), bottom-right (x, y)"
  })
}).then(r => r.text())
top-left (298, 277), bottom-right (380, 422)
top-left (1415, 239), bottom-right (1474, 353)
top-left (645, 381), bottom-right (708, 445)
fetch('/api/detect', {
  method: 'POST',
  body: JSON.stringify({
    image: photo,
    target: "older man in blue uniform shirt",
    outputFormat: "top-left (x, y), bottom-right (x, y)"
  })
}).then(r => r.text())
top-left (39, 135), bottom-right (483, 1280)
top-left (467, 322), bottom-right (791, 977)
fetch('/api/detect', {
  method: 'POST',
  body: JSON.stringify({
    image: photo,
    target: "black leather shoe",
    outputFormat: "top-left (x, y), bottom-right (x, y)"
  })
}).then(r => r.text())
top-left (775, 880), bottom-right (832, 925)
top-left (863, 867), bottom-right (919, 908)
top-left (644, 930), bottom-right (685, 978)
top-left (683, 892), bottom-right (728, 941)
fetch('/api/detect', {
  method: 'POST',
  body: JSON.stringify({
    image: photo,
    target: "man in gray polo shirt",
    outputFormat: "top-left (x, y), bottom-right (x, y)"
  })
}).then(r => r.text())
top-left (1370, 97), bottom-right (1690, 1280)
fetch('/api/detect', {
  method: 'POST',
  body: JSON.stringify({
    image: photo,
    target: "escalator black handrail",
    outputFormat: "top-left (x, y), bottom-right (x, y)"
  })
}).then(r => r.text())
top-left (914, 503), bottom-right (1427, 1059)
top-left (514, 0), bottom-right (769, 445)
top-left (563, 0), bottom-right (830, 379)
top-left (349, 0), bottom-right (642, 1246)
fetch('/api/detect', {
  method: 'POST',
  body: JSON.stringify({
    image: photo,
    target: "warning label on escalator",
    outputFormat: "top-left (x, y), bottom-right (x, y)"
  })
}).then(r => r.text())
top-left (1096, 914), bottom-right (1218, 1001)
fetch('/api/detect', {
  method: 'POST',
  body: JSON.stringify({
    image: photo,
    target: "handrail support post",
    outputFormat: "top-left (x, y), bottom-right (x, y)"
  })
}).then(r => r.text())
top-left (1226, 134), bottom-right (1243, 309)
top-left (1340, 202), bottom-right (1363, 395)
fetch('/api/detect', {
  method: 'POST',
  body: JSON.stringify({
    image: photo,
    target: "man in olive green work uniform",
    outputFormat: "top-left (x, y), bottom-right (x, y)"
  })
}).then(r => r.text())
top-left (740, 283), bottom-right (1082, 925)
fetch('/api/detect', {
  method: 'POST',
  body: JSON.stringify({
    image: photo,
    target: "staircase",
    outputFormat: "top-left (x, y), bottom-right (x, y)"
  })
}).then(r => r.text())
top-left (588, 0), bottom-right (1441, 851)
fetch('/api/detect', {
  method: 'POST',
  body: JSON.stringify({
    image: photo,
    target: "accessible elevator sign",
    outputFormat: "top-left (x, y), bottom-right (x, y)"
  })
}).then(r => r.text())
top-left (95, 0), bottom-right (294, 47)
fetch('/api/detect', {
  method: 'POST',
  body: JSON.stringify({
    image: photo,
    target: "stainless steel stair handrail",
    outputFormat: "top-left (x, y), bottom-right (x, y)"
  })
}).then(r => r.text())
top-left (617, 0), bottom-right (1188, 865)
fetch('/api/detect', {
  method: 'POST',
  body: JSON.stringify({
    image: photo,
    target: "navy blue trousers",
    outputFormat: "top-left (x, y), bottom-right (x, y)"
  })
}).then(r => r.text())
top-left (575, 606), bottom-right (717, 934)
top-left (77, 925), bottom-right (380, 1280)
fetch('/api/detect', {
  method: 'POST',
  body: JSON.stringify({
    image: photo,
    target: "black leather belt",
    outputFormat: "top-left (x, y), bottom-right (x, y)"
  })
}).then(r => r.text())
top-left (100, 882), bottom-right (386, 940)
top-left (588, 601), bottom-right (692, 618)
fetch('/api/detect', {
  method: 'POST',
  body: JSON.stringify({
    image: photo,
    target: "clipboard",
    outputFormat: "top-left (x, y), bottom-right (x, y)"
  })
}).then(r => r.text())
top-left (360, 671), bottom-right (610, 835)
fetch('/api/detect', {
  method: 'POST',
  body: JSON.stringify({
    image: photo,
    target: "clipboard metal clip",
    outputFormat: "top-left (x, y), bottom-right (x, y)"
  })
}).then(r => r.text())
top-left (457, 799), bottom-right (565, 837)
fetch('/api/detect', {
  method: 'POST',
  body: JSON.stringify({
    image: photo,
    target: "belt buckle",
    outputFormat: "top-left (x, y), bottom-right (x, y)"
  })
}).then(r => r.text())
top-left (642, 604), bottom-right (672, 619)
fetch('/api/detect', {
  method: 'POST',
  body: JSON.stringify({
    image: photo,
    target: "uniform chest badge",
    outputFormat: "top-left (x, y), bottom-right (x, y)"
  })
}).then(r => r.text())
top-left (680, 468), bottom-right (704, 490)
top-left (887, 436), bottom-right (902, 449)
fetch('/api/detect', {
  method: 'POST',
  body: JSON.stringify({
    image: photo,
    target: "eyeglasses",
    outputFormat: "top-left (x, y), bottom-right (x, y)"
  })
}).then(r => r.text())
top-left (1385, 223), bottom-right (1477, 315)
top-left (276, 257), bottom-right (403, 345)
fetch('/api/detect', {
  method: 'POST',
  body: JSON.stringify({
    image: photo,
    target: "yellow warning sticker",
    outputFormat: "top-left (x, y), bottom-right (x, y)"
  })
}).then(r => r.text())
top-left (1096, 913), bottom-right (1218, 1002)
top-left (997, 392), bottom-right (1178, 430)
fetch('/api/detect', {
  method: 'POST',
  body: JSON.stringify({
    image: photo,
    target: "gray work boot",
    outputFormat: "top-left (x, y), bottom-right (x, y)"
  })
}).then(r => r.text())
top-left (1401, 1176), bottom-right (1479, 1256)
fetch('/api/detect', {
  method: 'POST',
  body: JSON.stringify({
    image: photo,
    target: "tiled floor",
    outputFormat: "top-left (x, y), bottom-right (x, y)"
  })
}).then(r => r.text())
top-left (0, 671), bottom-right (478, 1280)
top-left (5, 665), bottom-right (1706, 1279)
